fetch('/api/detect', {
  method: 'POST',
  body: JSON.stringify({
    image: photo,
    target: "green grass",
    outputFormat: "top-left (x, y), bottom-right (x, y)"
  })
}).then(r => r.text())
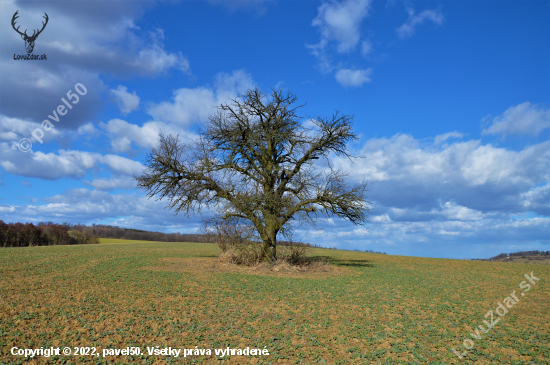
top-left (0, 242), bottom-right (548, 364)
top-left (98, 238), bottom-right (166, 244)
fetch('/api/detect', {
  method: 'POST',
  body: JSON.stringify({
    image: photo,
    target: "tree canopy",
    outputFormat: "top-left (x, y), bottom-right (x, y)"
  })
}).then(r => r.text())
top-left (136, 87), bottom-right (372, 261)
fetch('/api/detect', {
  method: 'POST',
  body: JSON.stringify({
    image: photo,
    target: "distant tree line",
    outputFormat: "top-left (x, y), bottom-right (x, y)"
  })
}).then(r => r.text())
top-left (1, 220), bottom-right (385, 252)
top-left (0, 221), bottom-right (98, 247)
top-left (84, 224), bottom-right (206, 243)
top-left (364, 249), bottom-right (387, 254)
top-left (0, 221), bottom-right (315, 246)
top-left (472, 250), bottom-right (550, 261)
top-left (78, 224), bottom-right (321, 246)
top-left (489, 250), bottom-right (550, 260)
top-left (348, 248), bottom-right (387, 254)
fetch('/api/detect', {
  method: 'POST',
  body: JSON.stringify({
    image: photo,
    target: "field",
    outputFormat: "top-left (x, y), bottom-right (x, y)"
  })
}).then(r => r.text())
top-left (1, 241), bottom-right (548, 364)
top-left (98, 238), bottom-right (165, 244)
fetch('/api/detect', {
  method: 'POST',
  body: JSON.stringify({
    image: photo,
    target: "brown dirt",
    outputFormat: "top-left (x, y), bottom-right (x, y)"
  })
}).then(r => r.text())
top-left (145, 256), bottom-right (353, 278)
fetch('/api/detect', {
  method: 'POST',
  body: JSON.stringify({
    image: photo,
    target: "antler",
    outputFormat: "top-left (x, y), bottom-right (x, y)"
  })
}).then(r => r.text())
top-left (11, 11), bottom-right (49, 39)
top-left (29, 13), bottom-right (49, 39)
top-left (11, 10), bottom-right (26, 37)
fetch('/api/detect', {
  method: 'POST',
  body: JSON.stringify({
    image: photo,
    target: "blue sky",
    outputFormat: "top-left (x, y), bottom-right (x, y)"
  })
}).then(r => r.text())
top-left (0, 0), bottom-right (548, 259)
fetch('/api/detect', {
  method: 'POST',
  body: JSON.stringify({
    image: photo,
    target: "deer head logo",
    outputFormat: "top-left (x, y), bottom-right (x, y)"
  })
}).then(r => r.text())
top-left (12, 10), bottom-right (49, 54)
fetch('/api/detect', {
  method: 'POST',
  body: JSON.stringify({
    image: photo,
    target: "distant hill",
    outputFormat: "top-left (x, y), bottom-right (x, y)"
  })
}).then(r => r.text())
top-left (472, 250), bottom-right (550, 265)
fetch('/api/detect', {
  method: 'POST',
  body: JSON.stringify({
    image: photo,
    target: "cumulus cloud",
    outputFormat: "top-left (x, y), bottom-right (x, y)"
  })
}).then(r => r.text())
top-left (438, 201), bottom-right (483, 221)
top-left (128, 29), bottom-right (191, 75)
top-left (77, 123), bottom-right (101, 137)
top-left (147, 70), bottom-right (254, 127)
top-left (100, 119), bottom-right (198, 153)
top-left (110, 86), bottom-right (140, 115)
top-left (311, 0), bottom-right (372, 53)
top-left (330, 133), bottom-right (550, 215)
top-left (482, 102), bottom-right (550, 137)
top-left (2, 188), bottom-right (205, 232)
top-left (335, 68), bottom-right (373, 87)
top-left (434, 131), bottom-right (464, 145)
top-left (0, 142), bottom-right (143, 180)
top-left (0, 115), bottom-right (62, 143)
top-left (83, 175), bottom-right (137, 191)
top-left (0, 146), bottom-right (97, 180)
top-left (272, 128), bottom-right (549, 256)
top-left (0, 0), bottom-right (189, 129)
top-left (396, 5), bottom-right (444, 39)
top-left (100, 154), bottom-right (144, 176)
top-left (520, 184), bottom-right (550, 216)
top-left (308, 0), bottom-right (372, 75)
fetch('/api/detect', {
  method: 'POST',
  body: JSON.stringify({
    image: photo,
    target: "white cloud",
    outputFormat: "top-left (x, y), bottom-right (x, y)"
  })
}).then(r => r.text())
top-left (330, 133), bottom-right (550, 215)
top-left (520, 184), bottom-right (550, 215)
top-left (101, 118), bottom-right (156, 150)
top-left (307, 0), bottom-right (372, 75)
top-left (361, 40), bottom-right (373, 56)
top-left (482, 102), bottom-right (550, 137)
top-left (2, 188), bottom-right (205, 231)
top-left (438, 201), bottom-right (483, 221)
top-left (110, 86), bottom-right (140, 115)
top-left (0, 115), bottom-right (61, 143)
top-left (0, 142), bottom-right (143, 180)
top-left (372, 214), bottom-right (391, 223)
top-left (83, 175), bottom-right (137, 190)
top-left (148, 88), bottom-right (216, 127)
top-left (335, 68), bottom-right (373, 87)
top-left (0, 205), bottom-right (16, 213)
top-left (311, 0), bottom-right (372, 53)
top-left (77, 123), bottom-right (101, 136)
top-left (100, 118), bottom-right (197, 153)
top-left (396, 6), bottom-right (444, 39)
top-left (434, 131), bottom-right (464, 145)
top-left (147, 70), bottom-right (254, 127)
top-left (100, 154), bottom-right (143, 176)
top-left (0, 146), bottom-right (97, 180)
top-left (460, 142), bottom-right (548, 186)
top-left (129, 29), bottom-right (190, 75)
top-left (284, 126), bottom-right (550, 256)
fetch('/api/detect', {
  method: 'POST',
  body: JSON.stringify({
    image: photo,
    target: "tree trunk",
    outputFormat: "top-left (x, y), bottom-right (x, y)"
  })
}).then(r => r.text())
top-left (261, 227), bottom-right (278, 262)
top-left (271, 242), bottom-right (276, 262)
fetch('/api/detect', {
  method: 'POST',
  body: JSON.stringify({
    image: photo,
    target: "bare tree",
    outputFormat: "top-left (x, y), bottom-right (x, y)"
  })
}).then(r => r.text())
top-left (136, 87), bottom-right (372, 262)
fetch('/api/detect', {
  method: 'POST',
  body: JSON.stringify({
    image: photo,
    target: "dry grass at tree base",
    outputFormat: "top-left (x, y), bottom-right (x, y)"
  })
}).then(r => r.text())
top-left (202, 218), bottom-right (315, 268)
top-left (218, 248), bottom-right (317, 269)
top-left (148, 256), bottom-right (350, 279)
top-left (215, 241), bottom-right (321, 268)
